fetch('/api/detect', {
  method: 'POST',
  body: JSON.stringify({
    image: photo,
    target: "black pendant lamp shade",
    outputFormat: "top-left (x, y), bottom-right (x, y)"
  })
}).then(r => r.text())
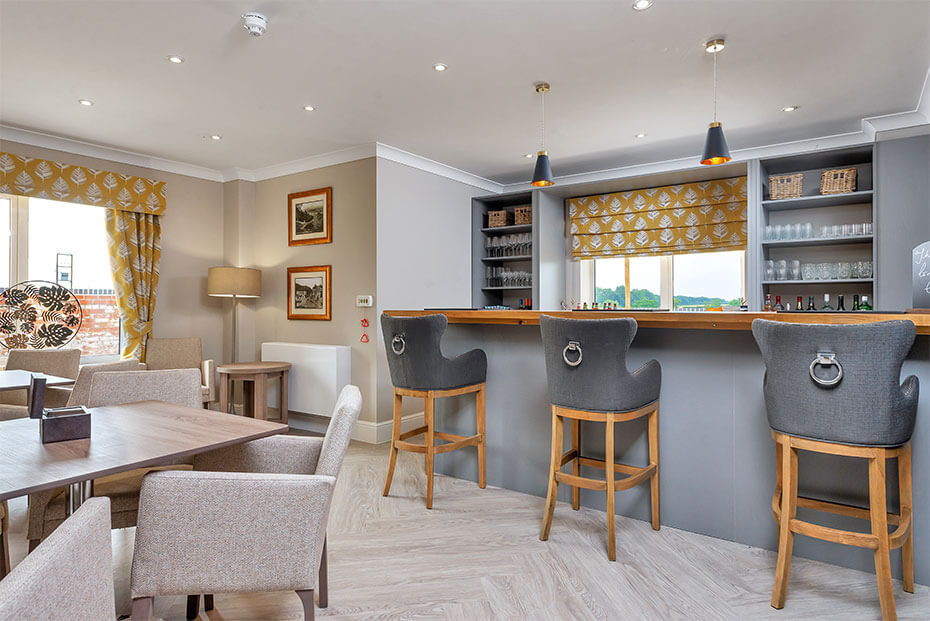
top-left (701, 122), bottom-right (731, 166)
top-left (532, 150), bottom-right (554, 187)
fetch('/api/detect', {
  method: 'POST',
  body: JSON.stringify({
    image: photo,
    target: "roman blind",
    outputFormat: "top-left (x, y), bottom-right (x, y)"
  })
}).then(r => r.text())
top-left (568, 176), bottom-right (747, 258)
top-left (0, 152), bottom-right (166, 215)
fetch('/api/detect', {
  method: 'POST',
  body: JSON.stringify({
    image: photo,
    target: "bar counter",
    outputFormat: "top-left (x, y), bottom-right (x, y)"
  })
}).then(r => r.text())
top-left (383, 308), bottom-right (929, 585)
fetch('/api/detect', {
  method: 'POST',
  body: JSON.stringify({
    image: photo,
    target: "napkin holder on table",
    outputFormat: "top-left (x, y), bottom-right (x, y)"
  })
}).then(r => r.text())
top-left (40, 406), bottom-right (91, 444)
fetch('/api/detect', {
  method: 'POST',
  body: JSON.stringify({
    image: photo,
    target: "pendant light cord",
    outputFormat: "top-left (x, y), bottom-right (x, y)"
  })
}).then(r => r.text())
top-left (539, 90), bottom-right (546, 151)
top-left (712, 51), bottom-right (718, 123)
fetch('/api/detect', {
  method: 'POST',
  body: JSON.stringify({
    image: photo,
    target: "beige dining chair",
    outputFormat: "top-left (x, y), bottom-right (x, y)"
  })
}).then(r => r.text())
top-left (144, 337), bottom-right (215, 406)
top-left (0, 498), bottom-right (116, 620)
top-left (0, 348), bottom-right (81, 420)
top-left (25, 368), bottom-right (203, 550)
top-left (130, 385), bottom-right (362, 621)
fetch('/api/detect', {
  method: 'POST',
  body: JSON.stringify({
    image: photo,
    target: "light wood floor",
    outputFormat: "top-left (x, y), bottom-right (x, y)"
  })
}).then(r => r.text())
top-left (5, 441), bottom-right (927, 620)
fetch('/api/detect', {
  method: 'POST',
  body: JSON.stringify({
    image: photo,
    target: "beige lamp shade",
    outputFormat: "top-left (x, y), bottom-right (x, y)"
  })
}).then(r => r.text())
top-left (207, 267), bottom-right (261, 298)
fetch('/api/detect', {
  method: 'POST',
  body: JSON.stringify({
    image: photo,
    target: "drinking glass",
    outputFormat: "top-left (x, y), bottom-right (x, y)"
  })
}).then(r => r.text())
top-left (792, 223), bottom-right (802, 240)
top-left (820, 224), bottom-right (831, 238)
top-left (864, 222), bottom-right (872, 235)
top-left (764, 260), bottom-right (775, 281)
top-left (803, 222), bottom-right (813, 239)
top-left (801, 263), bottom-right (815, 280)
top-left (832, 224), bottom-right (842, 238)
top-left (789, 260), bottom-right (801, 280)
top-left (858, 261), bottom-right (873, 278)
top-left (841, 223), bottom-right (852, 237)
top-left (837, 261), bottom-right (852, 279)
top-left (816, 263), bottom-right (829, 280)
top-left (775, 259), bottom-right (788, 281)
top-left (764, 225), bottom-right (774, 241)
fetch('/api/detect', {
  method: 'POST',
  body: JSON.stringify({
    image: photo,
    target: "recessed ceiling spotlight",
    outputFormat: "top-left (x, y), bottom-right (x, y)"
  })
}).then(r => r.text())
top-left (167, 55), bottom-right (184, 64)
top-left (704, 38), bottom-right (725, 53)
top-left (524, 153), bottom-right (534, 158)
top-left (634, 132), bottom-right (647, 139)
top-left (78, 99), bottom-right (94, 106)
top-left (209, 134), bottom-right (222, 140)
top-left (303, 104), bottom-right (315, 111)
top-left (632, 0), bottom-right (653, 10)
top-left (781, 105), bottom-right (799, 112)
top-left (433, 63), bottom-right (448, 72)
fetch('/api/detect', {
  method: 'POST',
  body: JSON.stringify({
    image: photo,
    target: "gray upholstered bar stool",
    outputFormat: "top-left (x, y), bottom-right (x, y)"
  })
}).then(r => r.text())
top-left (752, 319), bottom-right (918, 621)
top-left (380, 314), bottom-right (488, 509)
top-left (539, 315), bottom-right (661, 561)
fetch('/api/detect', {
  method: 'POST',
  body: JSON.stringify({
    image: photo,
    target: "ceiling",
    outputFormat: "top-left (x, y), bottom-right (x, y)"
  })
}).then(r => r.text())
top-left (1, 1), bottom-right (928, 184)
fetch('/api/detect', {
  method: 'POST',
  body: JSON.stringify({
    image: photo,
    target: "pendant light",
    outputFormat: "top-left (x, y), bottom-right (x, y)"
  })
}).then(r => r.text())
top-left (531, 82), bottom-right (554, 187)
top-left (701, 38), bottom-right (731, 166)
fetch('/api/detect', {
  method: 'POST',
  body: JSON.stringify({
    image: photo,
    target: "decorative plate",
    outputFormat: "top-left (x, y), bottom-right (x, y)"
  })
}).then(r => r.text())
top-left (0, 281), bottom-right (83, 349)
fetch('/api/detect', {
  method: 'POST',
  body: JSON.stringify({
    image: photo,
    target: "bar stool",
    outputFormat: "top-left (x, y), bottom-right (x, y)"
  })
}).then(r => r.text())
top-left (380, 314), bottom-right (488, 509)
top-left (752, 319), bottom-right (918, 620)
top-left (538, 315), bottom-right (661, 561)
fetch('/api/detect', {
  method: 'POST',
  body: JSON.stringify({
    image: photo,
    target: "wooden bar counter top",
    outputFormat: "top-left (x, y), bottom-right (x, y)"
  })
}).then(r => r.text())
top-left (384, 309), bottom-right (930, 334)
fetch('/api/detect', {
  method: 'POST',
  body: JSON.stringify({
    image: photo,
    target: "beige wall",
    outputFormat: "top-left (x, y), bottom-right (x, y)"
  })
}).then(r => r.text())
top-left (250, 158), bottom-right (378, 423)
top-left (0, 139), bottom-right (227, 364)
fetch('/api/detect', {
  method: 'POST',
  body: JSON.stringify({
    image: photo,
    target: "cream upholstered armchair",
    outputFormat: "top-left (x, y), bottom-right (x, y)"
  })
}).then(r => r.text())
top-left (130, 385), bottom-right (362, 621)
top-left (25, 368), bottom-right (202, 550)
top-left (144, 337), bottom-right (215, 406)
top-left (0, 498), bottom-right (115, 620)
top-left (0, 348), bottom-right (81, 421)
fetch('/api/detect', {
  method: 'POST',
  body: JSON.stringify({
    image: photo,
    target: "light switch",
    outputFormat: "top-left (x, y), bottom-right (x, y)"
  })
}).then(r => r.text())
top-left (356, 295), bottom-right (373, 307)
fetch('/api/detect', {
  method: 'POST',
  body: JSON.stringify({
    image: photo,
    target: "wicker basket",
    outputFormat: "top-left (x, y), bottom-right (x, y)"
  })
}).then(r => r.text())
top-left (487, 209), bottom-right (513, 228)
top-left (514, 205), bottom-right (532, 225)
top-left (769, 174), bottom-right (803, 200)
top-left (820, 168), bottom-right (857, 195)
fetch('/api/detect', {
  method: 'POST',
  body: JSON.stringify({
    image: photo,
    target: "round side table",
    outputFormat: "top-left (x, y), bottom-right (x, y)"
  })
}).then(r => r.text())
top-left (217, 361), bottom-right (291, 422)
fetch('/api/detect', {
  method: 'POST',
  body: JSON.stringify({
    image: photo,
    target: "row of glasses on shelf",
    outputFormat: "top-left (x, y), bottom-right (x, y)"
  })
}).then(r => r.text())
top-left (485, 233), bottom-right (532, 258)
top-left (764, 222), bottom-right (872, 241)
top-left (485, 267), bottom-right (532, 288)
top-left (765, 259), bottom-right (873, 281)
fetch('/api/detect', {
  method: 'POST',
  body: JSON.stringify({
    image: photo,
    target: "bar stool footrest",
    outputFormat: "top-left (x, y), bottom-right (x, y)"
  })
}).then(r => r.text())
top-left (555, 458), bottom-right (657, 492)
top-left (394, 429), bottom-right (482, 455)
top-left (772, 494), bottom-right (911, 550)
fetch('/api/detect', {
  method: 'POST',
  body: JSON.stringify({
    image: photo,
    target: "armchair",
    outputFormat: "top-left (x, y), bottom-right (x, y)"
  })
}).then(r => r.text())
top-left (144, 337), bottom-right (215, 406)
top-left (0, 348), bottom-right (81, 420)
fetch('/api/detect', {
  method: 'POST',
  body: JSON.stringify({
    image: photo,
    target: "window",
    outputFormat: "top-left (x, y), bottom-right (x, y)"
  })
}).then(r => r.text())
top-left (591, 250), bottom-right (745, 310)
top-left (0, 194), bottom-right (120, 359)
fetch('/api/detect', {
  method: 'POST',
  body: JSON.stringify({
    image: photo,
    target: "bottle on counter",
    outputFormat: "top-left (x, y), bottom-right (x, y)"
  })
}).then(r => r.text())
top-left (822, 294), bottom-right (833, 311)
top-left (852, 294), bottom-right (860, 311)
top-left (774, 295), bottom-right (784, 311)
top-left (764, 293), bottom-right (773, 312)
top-left (796, 296), bottom-right (804, 311)
top-left (807, 295), bottom-right (816, 311)
top-left (837, 295), bottom-right (846, 311)
top-left (860, 295), bottom-right (873, 311)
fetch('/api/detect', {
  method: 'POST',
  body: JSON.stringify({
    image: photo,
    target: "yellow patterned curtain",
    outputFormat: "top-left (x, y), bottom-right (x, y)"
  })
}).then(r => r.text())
top-left (0, 152), bottom-right (166, 214)
top-left (568, 176), bottom-right (747, 258)
top-left (105, 211), bottom-right (161, 360)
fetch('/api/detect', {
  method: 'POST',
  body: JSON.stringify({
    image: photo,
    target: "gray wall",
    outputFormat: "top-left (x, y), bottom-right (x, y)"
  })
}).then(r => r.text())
top-left (876, 134), bottom-right (930, 309)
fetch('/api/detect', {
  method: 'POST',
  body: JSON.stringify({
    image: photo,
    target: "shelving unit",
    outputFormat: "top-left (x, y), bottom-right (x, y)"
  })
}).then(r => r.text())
top-left (758, 145), bottom-right (876, 309)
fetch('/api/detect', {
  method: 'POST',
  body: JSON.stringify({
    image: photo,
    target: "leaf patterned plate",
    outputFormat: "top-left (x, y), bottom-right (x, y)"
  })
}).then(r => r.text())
top-left (0, 281), bottom-right (83, 349)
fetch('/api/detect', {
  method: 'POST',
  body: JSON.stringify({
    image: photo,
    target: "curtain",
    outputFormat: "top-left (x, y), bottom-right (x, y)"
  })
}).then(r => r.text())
top-left (0, 152), bottom-right (166, 215)
top-left (568, 176), bottom-right (747, 258)
top-left (105, 210), bottom-right (161, 360)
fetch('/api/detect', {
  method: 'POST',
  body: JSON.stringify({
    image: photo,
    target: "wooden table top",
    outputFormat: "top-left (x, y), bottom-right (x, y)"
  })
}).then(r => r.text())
top-left (0, 369), bottom-right (75, 391)
top-left (217, 361), bottom-right (291, 374)
top-left (384, 309), bottom-right (930, 334)
top-left (0, 400), bottom-right (287, 501)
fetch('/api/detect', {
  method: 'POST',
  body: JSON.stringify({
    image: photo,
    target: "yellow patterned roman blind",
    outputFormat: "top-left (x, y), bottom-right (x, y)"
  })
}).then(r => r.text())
top-left (0, 152), bottom-right (166, 215)
top-left (568, 176), bottom-right (747, 258)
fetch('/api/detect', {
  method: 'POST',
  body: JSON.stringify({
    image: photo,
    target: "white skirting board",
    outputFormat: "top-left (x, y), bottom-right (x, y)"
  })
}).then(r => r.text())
top-left (261, 342), bottom-right (351, 417)
top-left (288, 411), bottom-right (424, 444)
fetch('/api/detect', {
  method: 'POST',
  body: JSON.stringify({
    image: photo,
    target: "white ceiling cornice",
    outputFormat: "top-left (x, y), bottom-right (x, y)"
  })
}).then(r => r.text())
top-left (374, 143), bottom-right (502, 193)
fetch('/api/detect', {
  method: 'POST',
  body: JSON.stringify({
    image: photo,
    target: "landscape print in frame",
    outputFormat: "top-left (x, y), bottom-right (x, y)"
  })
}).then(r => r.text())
top-left (288, 187), bottom-right (332, 246)
top-left (287, 265), bottom-right (331, 321)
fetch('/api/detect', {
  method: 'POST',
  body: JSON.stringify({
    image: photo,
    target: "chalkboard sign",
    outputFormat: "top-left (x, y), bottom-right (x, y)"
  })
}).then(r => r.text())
top-left (914, 241), bottom-right (930, 309)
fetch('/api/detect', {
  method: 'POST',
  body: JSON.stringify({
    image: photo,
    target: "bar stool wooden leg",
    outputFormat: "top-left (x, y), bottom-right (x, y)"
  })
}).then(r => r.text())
top-left (869, 452), bottom-right (896, 621)
top-left (648, 406), bottom-right (660, 530)
top-left (382, 392), bottom-right (403, 496)
top-left (476, 384), bottom-right (486, 489)
top-left (899, 443), bottom-right (914, 594)
top-left (539, 408), bottom-right (562, 541)
top-left (771, 436), bottom-right (797, 609)
top-left (571, 419), bottom-right (581, 511)
top-left (425, 396), bottom-right (435, 510)
top-left (605, 413), bottom-right (617, 561)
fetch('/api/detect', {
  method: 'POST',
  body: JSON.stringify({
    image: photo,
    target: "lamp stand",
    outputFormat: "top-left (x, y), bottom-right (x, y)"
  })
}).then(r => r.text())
top-left (231, 294), bottom-right (240, 364)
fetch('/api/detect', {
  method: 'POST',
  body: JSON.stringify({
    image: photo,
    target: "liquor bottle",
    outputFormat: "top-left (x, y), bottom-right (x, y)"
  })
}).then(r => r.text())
top-left (852, 294), bottom-right (860, 311)
top-left (822, 293), bottom-right (833, 311)
top-left (774, 295), bottom-right (784, 311)
top-left (860, 295), bottom-right (873, 311)
top-left (763, 294), bottom-right (773, 312)
top-left (796, 296), bottom-right (804, 311)
top-left (837, 295), bottom-right (846, 311)
top-left (807, 295), bottom-right (816, 311)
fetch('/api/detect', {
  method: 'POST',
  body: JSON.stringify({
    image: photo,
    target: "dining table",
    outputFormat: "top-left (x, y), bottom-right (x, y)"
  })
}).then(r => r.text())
top-left (0, 369), bottom-right (75, 393)
top-left (0, 400), bottom-right (287, 515)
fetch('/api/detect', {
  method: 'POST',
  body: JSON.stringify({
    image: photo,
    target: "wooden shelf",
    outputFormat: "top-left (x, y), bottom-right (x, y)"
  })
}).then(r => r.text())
top-left (481, 255), bottom-right (533, 263)
top-left (481, 286), bottom-right (532, 290)
top-left (480, 224), bottom-right (532, 234)
top-left (762, 235), bottom-right (872, 248)
top-left (762, 190), bottom-right (873, 211)
top-left (762, 278), bottom-right (873, 285)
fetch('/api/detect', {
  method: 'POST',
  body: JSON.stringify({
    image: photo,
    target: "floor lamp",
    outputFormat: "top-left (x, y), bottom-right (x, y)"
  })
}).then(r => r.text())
top-left (207, 267), bottom-right (261, 363)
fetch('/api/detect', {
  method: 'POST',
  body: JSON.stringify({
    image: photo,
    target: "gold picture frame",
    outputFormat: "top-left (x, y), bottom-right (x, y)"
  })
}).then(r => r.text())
top-left (288, 187), bottom-right (332, 246)
top-left (287, 265), bottom-right (331, 321)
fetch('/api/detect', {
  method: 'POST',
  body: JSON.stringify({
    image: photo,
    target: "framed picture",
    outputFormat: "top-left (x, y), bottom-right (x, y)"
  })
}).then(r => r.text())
top-left (288, 187), bottom-right (332, 246)
top-left (287, 265), bottom-right (331, 321)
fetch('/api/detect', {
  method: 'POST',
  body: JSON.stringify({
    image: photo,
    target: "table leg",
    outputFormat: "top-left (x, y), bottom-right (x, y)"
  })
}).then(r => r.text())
top-left (65, 480), bottom-right (93, 516)
top-left (279, 371), bottom-right (288, 424)
top-left (220, 374), bottom-right (230, 414)
top-left (242, 380), bottom-right (254, 418)
top-left (254, 373), bottom-right (267, 421)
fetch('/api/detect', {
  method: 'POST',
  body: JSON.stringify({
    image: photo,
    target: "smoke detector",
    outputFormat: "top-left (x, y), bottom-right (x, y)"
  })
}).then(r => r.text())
top-left (242, 12), bottom-right (268, 37)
